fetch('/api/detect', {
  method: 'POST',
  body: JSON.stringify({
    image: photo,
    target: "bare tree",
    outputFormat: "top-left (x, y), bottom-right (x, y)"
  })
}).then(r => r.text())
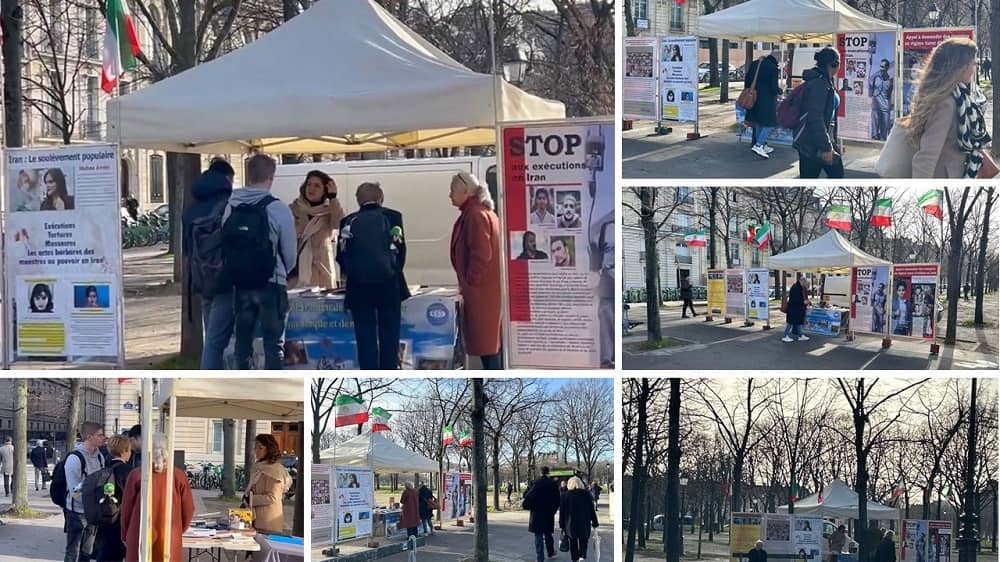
top-left (67, 379), bottom-right (82, 452)
top-left (908, 381), bottom-right (969, 519)
top-left (553, 379), bottom-right (613, 479)
top-left (974, 187), bottom-right (997, 323)
top-left (770, 379), bottom-right (835, 513)
top-left (483, 378), bottom-right (548, 509)
top-left (310, 378), bottom-right (343, 464)
top-left (11, 380), bottom-right (30, 514)
top-left (944, 188), bottom-right (984, 344)
top-left (471, 378), bottom-right (489, 562)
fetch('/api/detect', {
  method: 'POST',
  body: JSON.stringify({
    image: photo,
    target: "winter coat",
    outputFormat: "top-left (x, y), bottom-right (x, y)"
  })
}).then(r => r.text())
top-left (418, 485), bottom-right (435, 520)
top-left (524, 477), bottom-right (562, 534)
top-left (911, 97), bottom-right (966, 178)
top-left (181, 169), bottom-right (233, 258)
top-left (30, 445), bottom-right (47, 469)
top-left (337, 204), bottom-right (411, 310)
top-left (248, 460), bottom-right (292, 534)
top-left (122, 467), bottom-right (194, 562)
top-left (749, 548), bottom-right (768, 562)
top-left (680, 282), bottom-right (693, 300)
top-left (795, 67), bottom-right (837, 156)
top-left (0, 444), bottom-right (13, 475)
top-left (450, 199), bottom-right (502, 356)
top-left (222, 187), bottom-right (298, 287)
top-left (786, 282), bottom-right (807, 325)
top-left (400, 488), bottom-right (421, 530)
top-left (875, 538), bottom-right (897, 562)
top-left (558, 489), bottom-right (599, 540)
top-left (745, 55), bottom-right (781, 127)
top-left (289, 195), bottom-right (345, 289)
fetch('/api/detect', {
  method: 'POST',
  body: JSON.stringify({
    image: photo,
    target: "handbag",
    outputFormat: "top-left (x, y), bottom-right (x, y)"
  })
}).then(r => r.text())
top-left (591, 530), bottom-right (601, 562)
top-left (559, 531), bottom-right (570, 552)
top-left (977, 150), bottom-right (999, 179)
top-left (42, 468), bottom-right (51, 483)
top-left (875, 122), bottom-right (915, 178)
top-left (780, 297), bottom-right (788, 314)
top-left (738, 58), bottom-right (763, 111)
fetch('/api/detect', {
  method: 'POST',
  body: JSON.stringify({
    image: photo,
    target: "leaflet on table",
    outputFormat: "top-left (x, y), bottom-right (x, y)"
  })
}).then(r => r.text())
top-left (745, 268), bottom-right (769, 321)
top-left (725, 269), bottom-right (746, 318)
top-left (890, 263), bottom-right (939, 339)
top-left (836, 32), bottom-right (897, 142)
top-left (707, 269), bottom-right (726, 315)
top-left (624, 37), bottom-right (658, 120)
top-left (659, 36), bottom-right (698, 122)
top-left (440, 472), bottom-right (472, 523)
top-left (902, 28), bottom-right (975, 115)
top-left (804, 308), bottom-right (844, 336)
top-left (311, 464), bottom-right (335, 546)
top-left (502, 120), bottom-right (614, 369)
top-left (4, 145), bottom-right (122, 365)
top-left (335, 466), bottom-right (373, 542)
top-left (850, 266), bottom-right (890, 335)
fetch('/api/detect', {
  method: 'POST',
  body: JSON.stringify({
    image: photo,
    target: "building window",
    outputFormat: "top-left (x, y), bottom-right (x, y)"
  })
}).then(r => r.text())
top-left (633, 0), bottom-right (647, 21)
top-left (211, 421), bottom-right (223, 454)
top-left (639, 251), bottom-right (645, 262)
top-left (85, 77), bottom-right (100, 139)
top-left (84, 9), bottom-right (99, 57)
top-left (149, 154), bottom-right (164, 203)
top-left (670, 3), bottom-right (684, 31)
top-left (731, 243), bottom-right (741, 265)
top-left (752, 248), bottom-right (761, 266)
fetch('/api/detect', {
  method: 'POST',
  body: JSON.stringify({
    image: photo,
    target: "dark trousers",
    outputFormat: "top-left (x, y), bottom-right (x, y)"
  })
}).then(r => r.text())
top-left (480, 354), bottom-right (502, 370)
top-left (64, 509), bottom-right (95, 562)
top-left (93, 523), bottom-right (125, 562)
top-left (534, 531), bottom-right (555, 562)
top-left (569, 533), bottom-right (590, 560)
top-left (682, 298), bottom-right (696, 317)
top-left (201, 291), bottom-right (235, 370)
top-left (3, 473), bottom-right (10, 495)
top-left (349, 285), bottom-right (402, 370)
top-left (234, 283), bottom-right (289, 370)
top-left (798, 151), bottom-right (845, 178)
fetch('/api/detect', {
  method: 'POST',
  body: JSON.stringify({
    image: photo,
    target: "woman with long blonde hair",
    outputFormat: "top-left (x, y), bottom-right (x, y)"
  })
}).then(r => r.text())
top-left (902, 38), bottom-right (992, 178)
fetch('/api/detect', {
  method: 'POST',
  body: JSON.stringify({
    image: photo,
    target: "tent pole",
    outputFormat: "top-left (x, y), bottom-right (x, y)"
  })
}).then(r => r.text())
top-left (139, 379), bottom-right (154, 562)
top-left (163, 395), bottom-right (176, 562)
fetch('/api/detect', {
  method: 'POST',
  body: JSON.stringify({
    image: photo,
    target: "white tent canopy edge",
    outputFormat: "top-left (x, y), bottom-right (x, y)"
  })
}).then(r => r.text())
top-left (696, 0), bottom-right (899, 43)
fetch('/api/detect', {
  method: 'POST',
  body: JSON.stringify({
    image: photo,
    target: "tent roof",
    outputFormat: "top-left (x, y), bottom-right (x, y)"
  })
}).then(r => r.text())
top-left (697, 0), bottom-right (899, 42)
top-left (767, 230), bottom-right (890, 271)
top-left (779, 480), bottom-right (899, 519)
top-left (319, 431), bottom-right (438, 474)
top-left (106, 0), bottom-right (565, 154)
top-left (155, 379), bottom-right (304, 420)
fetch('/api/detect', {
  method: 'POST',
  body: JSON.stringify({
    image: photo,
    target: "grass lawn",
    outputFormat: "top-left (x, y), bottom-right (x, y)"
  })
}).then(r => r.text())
top-left (625, 338), bottom-right (689, 353)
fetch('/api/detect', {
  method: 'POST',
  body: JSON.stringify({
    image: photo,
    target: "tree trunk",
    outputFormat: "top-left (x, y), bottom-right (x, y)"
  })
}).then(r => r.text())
top-left (12, 379), bottom-right (29, 512)
top-left (720, 39), bottom-right (730, 103)
top-left (709, 188), bottom-right (718, 268)
top-left (709, 39), bottom-right (719, 87)
top-left (994, 0), bottom-right (999, 157)
top-left (854, 398), bottom-right (870, 562)
top-left (2, 0), bottom-right (23, 148)
top-left (945, 217), bottom-right (965, 345)
top-left (641, 188), bottom-right (662, 341)
top-left (174, 151), bottom-right (206, 359)
top-left (293, 426), bottom-right (304, 536)
top-left (665, 379), bottom-right (682, 562)
top-left (492, 436), bottom-right (502, 510)
top-left (244, 420), bottom-right (256, 490)
top-left (471, 379), bottom-right (489, 562)
top-left (68, 380), bottom-right (82, 449)
top-left (223, 418), bottom-right (236, 497)
top-left (625, 380), bottom-right (648, 562)
top-left (974, 188), bottom-right (995, 324)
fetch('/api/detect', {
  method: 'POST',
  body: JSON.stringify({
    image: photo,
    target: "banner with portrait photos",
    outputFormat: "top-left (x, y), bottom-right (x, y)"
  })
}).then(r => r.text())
top-left (850, 266), bottom-right (891, 336)
top-left (725, 269), bottom-right (746, 319)
top-left (624, 36), bottom-right (658, 120)
top-left (440, 471), bottom-right (472, 523)
top-left (3, 144), bottom-right (124, 367)
top-left (312, 464), bottom-right (335, 546)
top-left (902, 28), bottom-right (975, 116)
top-left (660, 36), bottom-right (699, 122)
top-left (502, 118), bottom-right (614, 369)
top-left (335, 466), bottom-right (373, 542)
top-left (890, 263), bottom-right (939, 340)
top-left (836, 31), bottom-right (898, 142)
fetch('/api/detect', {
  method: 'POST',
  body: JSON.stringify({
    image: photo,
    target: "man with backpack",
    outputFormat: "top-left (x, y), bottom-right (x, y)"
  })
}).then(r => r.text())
top-left (222, 154), bottom-right (297, 370)
top-left (789, 47), bottom-right (845, 179)
top-left (336, 181), bottom-right (410, 370)
top-left (82, 434), bottom-right (132, 561)
top-left (54, 422), bottom-right (106, 562)
top-left (182, 158), bottom-right (236, 370)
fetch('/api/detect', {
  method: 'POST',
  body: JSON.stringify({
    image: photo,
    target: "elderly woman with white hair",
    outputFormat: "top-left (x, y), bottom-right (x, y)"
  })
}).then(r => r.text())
top-left (121, 433), bottom-right (194, 562)
top-left (559, 476), bottom-right (599, 562)
top-left (449, 171), bottom-right (503, 369)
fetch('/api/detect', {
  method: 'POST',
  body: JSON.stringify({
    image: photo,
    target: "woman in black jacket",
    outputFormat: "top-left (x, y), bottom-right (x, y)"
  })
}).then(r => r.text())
top-left (875, 530), bottom-right (896, 562)
top-left (783, 276), bottom-right (810, 342)
top-left (559, 477), bottom-right (599, 561)
top-left (745, 49), bottom-right (782, 159)
top-left (795, 47), bottom-right (845, 178)
top-left (418, 484), bottom-right (435, 536)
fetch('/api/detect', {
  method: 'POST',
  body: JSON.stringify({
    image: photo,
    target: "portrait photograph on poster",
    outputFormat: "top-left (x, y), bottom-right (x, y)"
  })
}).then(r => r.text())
top-left (512, 230), bottom-right (549, 261)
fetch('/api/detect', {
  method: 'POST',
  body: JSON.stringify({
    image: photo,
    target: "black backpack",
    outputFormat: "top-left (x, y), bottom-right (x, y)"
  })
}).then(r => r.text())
top-left (81, 464), bottom-right (122, 526)
top-left (50, 450), bottom-right (85, 509)
top-left (189, 198), bottom-right (230, 297)
top-left (222, 196), bottom-right (277, 290)
top-left (340, 209), bottom-right (397, 284)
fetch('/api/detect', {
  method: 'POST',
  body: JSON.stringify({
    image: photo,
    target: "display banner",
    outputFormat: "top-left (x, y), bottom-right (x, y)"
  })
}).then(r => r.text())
top-left (804, 308), bottom-right (845, 336)
top-left (762, 514), bottom-right (823, 562)
top-left (890, 263), bottom-right (940, 339)
top-left (660, 36), bottom-right (699, 122)
top-left (441, 472), bottom-right (472, 523)
top-left (3, 144), bottom-right (124, 367)
top-left (850, 266), bottom-right (891, 335)
top-left (335, 466), bottom-right (373, 542)
top-left (902, 28), bottom-right (975, 115)
top-left (730, 513), bottom-right (763, 562)
top-left (625, 37), bottom-right (658, 120)
top-left (901, 520), bottom-right (928, 562)
top-left (311, 464), bottom-right (335, 546)
top-left (725, 269), bottom-right (746, 319)
top-left (502, 119), bottom-right (614, 369)
top-left (707, 269), bottom-right (726, 315)
top-left (928, 521), bottom-right (952, 562)
top-left (836, 32), bottom-right (898, 142)
top-left (746, 268), bottom-right (770, 321)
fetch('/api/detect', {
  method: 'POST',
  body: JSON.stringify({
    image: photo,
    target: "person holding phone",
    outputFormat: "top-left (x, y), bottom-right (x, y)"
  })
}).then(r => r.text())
top-left (289, 170), bottom-right (344, 289)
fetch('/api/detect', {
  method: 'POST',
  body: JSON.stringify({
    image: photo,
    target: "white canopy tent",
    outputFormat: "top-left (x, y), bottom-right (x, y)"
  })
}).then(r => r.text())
top-left (697, 0), bottom-right (899, 42)
top-left (768, 230), bottom-right (891, 272)
top-left (320, 431), bottom-right (438, 474)
top-left (779, 479), bottom-right (899, 520)
top-left (106, 0), bottom-right (565, 154)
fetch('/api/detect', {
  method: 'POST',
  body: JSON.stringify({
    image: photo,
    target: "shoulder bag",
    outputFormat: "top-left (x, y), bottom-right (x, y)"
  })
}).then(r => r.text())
top-left (738, 58), bottom-right (764, 110)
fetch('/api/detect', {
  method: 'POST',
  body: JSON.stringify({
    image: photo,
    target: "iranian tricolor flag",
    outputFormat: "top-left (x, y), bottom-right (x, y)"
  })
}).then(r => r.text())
top-left (333, 395), bottom-right (369, 427)
top-left (442, 426), bottom-right (455, 446)
top-left (753, 222), bottom-right (771, 249)
top-left (370, 407), bottom-right (392, 432)
top-left (825, 205), bottom-right (852, 231)
top-left (745, 224), bottom-right (756, 244)
top-left (870, 198), bottom-right (892, 227)
top-left (891, 479), bottom-right (906, 499)
top-left (458, 429), bottom-right (473, 448)
top-left (101, 0), bottom-right (141, 94)
top-left (919, 189), bottom-right (944, 220)
top-left (684, 230), bottom-right (707, 247)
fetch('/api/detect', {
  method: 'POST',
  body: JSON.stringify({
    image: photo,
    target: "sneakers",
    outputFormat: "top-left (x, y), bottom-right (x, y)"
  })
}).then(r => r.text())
top-left (798, 335), bottom-right (810, 341)
top-left (763, 144), bottom-right (775, 154)
top-left (752, 144), bottom-right (770, 159)
top-left (782, 336), bottom-right (794, 342)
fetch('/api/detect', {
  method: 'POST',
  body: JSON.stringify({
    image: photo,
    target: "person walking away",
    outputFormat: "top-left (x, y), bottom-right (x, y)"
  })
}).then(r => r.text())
top-left (869, 59), bottom-right (895, 140)
top-left (182, 158), bottom-right (236, 371)
top-left (30, 439), bottom-right (48, 491)
top-left (126, 426), bottom-right (141, 470)
top-left (337, 182), bottom-right (410, 370)
top-left (87, 434), bottom-right (133, 562)
top-left (523, 466), bottom-right (562, 562)
top-left (782, 277), bottom-right (810, 342)
top-left (680, 278), bottom-right (697, 317)
top-left (745, 48), bottom-right (782, 159)
top-left (828, 525), bottom-right (848, 562)
top-left (506, 481), bottom-right (514, 504)
top-left (795, 48), bottom-right (845, 178)
top-left (449, 172), bottom-right (503, 369)
top-left (289, 170), bottom-right (345, 289)
top-left (559, 476), bottom-right (599, 562)
top-left (0, 437), bottom-right (13, 497)
top-left (983, 57), bottom-right (991, 81)
top-left (590, 481), bottom-right (602, 511)
top-left (121, 433), bottom-right (194, 562)
top-left (874, 529), bottom-right (897, 562)
top-left (400, 482), bottom-right (421, 540)
top-left (62, 422), bottom-right (107, 562)
top-left (222, 154), bottom-right (297, 370)
top-left (246, 434), bottom-right (292, 534)
top-left (418, 483), bottom-right (435, 536)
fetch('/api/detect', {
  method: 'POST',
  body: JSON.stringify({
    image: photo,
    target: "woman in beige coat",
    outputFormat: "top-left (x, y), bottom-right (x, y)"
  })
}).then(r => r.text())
top-left (246, 434), bottom-right (292, 535)
top-left (289, 170), bottom-right (345, 289)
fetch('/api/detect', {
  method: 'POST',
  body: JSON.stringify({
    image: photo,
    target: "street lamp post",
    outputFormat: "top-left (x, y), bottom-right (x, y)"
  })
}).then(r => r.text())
top-left (680, 476), bottom-right (689, 539)
top-left (957, 378), bottom-right (979, 562)
top-left (502, 47), bottom-right (529, 86)
top-left (927, 3), bottom-right (940, 25)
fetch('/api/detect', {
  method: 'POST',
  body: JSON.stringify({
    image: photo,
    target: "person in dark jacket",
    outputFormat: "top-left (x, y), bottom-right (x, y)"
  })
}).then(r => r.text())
top-left (337, 182), bottom-right (410, 370)
top-left (745, 49), bottom-right (782, 159)
top-left (30, 441), bottom-right (48, 491)
top-left (875, 530), bottom-right (896, 562)
top-left (127, 425), bottom-right (142, 470)
top-left (399, 482), bottom-right (421, 539)
top-left (749, 541), bottom-right (768, 562)
top-left (524, 467), bottom-right (562, 562)
top-left (418, 484), bottom-right (435, 536)
top-left (795, 48), bottom-right (845, 179)
top-left (181, 158), bottom-right (236, 370)
top-left (94, 434), bottom-right (134, 562)
top-left (782, 276), bottom-right (811, 342)
top-left (559, 476), bottom-right (599, 562)
top-left (680, 278), bottom-right (697, 318)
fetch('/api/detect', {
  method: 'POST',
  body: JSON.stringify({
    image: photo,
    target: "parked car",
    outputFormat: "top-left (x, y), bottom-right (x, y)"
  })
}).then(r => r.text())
top-left (650, 513), bottom-right (694, 531)
top-left (698, 62), bottom-right (738, 83)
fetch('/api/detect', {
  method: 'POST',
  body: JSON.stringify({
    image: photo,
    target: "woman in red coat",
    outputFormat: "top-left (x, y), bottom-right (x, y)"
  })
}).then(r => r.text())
top-left (121, 433), bottom-right (195, 562)
top-left (449, 171), bottom-right (503, 369)
top-left (399, 481), bottom-right (421, 539)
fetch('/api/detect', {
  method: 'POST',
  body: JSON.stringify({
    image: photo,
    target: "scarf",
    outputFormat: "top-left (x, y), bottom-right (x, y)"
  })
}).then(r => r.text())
top-left (291, 197), bottom-right (334, 286)
top-left (953, 84), bottom-right (991, 178)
